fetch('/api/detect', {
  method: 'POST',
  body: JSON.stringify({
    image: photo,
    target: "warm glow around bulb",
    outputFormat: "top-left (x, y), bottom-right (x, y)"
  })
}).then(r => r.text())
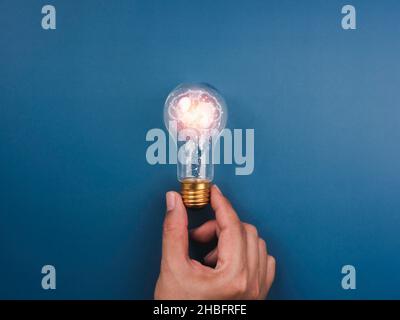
top-left (169, 91), bottom-right (222, 132)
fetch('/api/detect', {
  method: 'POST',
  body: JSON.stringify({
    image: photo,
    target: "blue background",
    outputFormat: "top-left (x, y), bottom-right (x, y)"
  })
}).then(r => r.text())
top-left (1, 0), bottom-right (400, 299)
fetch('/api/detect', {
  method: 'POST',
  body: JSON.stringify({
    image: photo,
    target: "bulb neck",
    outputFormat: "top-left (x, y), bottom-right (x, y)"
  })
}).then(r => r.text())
top-left (180, 178), bottom-right (211, 209)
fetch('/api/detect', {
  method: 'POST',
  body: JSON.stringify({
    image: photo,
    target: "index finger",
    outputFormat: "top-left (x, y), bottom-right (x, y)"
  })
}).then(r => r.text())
top-left (211, 185), bottom-right (246, 270)
top-left (211, 185), bottom-right (241, 230)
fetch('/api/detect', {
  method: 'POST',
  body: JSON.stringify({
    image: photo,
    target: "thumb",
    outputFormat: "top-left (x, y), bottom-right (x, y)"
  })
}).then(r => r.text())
top-left (161, 191), bottom-right (189, 266)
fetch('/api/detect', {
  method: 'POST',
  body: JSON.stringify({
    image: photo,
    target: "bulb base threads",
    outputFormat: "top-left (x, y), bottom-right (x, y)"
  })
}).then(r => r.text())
top-left (181, 179), bottom-right (211, 209)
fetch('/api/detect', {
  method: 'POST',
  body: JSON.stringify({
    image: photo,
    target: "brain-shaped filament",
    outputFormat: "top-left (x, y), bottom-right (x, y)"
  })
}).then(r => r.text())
top-left (167, 89), bottom-right (223, 134)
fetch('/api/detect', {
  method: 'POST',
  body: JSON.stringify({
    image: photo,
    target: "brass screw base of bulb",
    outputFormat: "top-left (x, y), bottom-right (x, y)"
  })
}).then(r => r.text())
top-left (181, 179), bottom-right (211, 209)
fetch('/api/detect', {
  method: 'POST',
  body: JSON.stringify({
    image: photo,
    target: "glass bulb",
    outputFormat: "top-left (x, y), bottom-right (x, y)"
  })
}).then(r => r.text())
top-left (164, 83), bottom-right (228, 208)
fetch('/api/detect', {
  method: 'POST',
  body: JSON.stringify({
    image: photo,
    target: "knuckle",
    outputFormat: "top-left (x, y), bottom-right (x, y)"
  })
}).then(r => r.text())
top-left (229, 219), bottom-right (242, 233)
top-left (244, 223), bottom-right (258, 237)
top-left (230, 271), bottom-right (248, 297)
top-left (269, 255), bottom-right (276, 267)
top-left (259, 238), bottom-right (267, 252)
top-left (250, 283), bottom-right (260, 300)
top-left (237, 223), bottom-right (246, 238)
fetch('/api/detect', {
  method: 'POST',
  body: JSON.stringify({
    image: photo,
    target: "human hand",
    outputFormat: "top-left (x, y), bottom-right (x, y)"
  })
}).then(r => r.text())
top-left (154, 185), bottom-right (276, 300)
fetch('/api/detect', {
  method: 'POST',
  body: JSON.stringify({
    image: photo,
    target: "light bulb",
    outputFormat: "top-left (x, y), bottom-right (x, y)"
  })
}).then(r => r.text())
top-left (164, 83), bottom-right (228, 208)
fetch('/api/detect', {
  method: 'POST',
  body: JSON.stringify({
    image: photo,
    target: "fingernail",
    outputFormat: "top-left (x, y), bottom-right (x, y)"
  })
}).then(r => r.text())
top-left (166, 192), bottom-right (176, 211)
top-left (213, 184), bottom-right (222, 195)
